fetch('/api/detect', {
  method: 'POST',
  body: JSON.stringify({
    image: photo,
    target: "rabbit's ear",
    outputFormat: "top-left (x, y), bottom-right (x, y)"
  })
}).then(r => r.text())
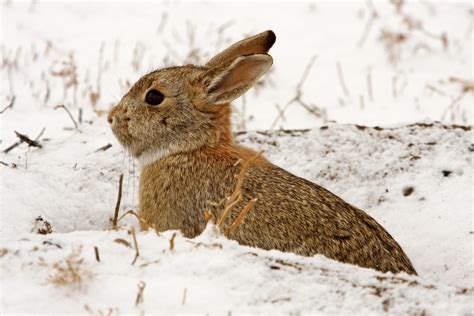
top-left (206, 30), bottom-right (275, 68)
top-left (206, 54), bottom-right (273, 105)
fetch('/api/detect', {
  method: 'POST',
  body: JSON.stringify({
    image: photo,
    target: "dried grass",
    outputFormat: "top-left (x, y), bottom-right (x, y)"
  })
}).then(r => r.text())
top-left (84, 305), bottom-right (119, 316)
top-left (270, 55), bottom-right (325, 129)
top-left (112, 174), bottom-right (124, 229)
top-left (54, 104), bottom-right (79, 130)
top-left (169, 232), bottom-right (177, 251)
top-left (41, 247), bottom-right (94, 288)
top-left (135, 281), bottom-right (146, 306)
top-left (31, 216), bottom-right (53, 235)
top-left (182, 288), bottom-right (187, 305)
top-left (130, 227), bottom-right (140, 265)
top-left (377, 1), bottom-right (450, 65)
top-left (214, 151), bottom-right (261, 237)
top-left (448, 77), bottom-right (474, 94)
top-left (224, 198), bottom-right (257, 237)
top-left (357, 0), bottom-right (379, 48)
top-left (50, 53), bottom-right (78, 104)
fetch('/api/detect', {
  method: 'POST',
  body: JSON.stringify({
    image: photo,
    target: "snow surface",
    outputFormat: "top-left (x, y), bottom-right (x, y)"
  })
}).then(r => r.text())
top-left (1, 0), bottom-right (473, 315)
top-left (1, 122), bottom-right (473, 314)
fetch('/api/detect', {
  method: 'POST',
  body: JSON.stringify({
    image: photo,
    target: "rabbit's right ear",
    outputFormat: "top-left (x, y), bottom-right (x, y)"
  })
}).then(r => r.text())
top-left (206, 30), bottom-right (276, 69)
top-left (205, 54), bottom-right (273, 105)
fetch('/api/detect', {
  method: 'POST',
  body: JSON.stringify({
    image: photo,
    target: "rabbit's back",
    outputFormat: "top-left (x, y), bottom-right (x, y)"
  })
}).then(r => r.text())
top-left (236, 162), bottom-right (416, 274)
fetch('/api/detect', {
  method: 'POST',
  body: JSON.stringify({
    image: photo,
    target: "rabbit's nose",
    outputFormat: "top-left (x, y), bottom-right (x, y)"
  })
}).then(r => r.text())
top-left (108, 107), bottom-right (118, 124)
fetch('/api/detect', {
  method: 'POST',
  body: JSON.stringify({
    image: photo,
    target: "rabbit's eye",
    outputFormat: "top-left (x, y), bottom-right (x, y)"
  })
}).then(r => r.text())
top-left (145, 89), bottom-right (165, 106)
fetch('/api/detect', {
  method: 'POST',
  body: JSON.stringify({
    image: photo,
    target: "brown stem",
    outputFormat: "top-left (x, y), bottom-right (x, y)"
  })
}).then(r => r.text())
top-left (112, 174), bottom-right (124, 229)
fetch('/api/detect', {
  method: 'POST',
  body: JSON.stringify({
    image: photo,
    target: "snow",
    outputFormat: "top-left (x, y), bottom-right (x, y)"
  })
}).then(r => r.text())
top-left (1, 122), bottom-right (472, 314)
top-left (1, 224), bottom-right (473, 315)
top-left (1, 0), bottom-right (473, 314)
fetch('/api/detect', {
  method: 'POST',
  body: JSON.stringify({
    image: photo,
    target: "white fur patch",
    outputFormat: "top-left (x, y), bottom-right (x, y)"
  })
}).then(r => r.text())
top-left (137, 147), bottom-right (173, 167)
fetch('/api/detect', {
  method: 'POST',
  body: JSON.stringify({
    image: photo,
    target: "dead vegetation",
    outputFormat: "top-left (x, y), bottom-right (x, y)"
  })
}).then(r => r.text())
top-left (0, 2), bottom-right (469, 144)
top-left (367, 0), bottom-right (450, 65)
top-left (54, 104), bottom-right (79, 131)
top-left (135, 281), bottom-right (146, 306)
top-left (50, 53), bottom-right (78, 104)
top-left (94, 246), bottom-right (100, 262)
top-left (130, 227), bottom-right (139, 265)
top-left (3, 128), bottom-right (45, 153)
top-left (31, 216), bottom-right (53, 235)
top-left (210, 152), bottom-right (261, 237)
top-left (424, 76), bottom-right (473, 124)
top-left (271, 55), bottom-right (326, 129)
top-left (106, 151), bottom-right (263, 263)
top-left (0, 95), bottom-right (15, 114)
top-left (353, 0), bottom-right (471, 124)
top-left (84, 305), bottom-right (120, 316)
top-left (39, 246), bottom-right (94, 288)
top-left (112, 174), bottom-right (124, 229)
top-left (0, 19), bottom-right (279, 133)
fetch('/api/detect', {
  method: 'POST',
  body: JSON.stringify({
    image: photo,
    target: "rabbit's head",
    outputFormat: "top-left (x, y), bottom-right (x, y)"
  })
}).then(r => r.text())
top-left (108, 30), bottom-right (275, 165)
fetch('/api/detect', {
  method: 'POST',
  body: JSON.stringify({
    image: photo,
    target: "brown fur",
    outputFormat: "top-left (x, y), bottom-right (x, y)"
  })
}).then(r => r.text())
top-left (108, 30), bottom-right (417, 275)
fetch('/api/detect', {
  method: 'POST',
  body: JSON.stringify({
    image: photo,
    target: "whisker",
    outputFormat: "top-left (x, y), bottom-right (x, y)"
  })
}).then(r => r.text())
top-left (132, 157), bottom-right (137, 210)
top-left (123, 152), bottom-right (132, 211)
top-left (121, 148), bottom-right (126, 169)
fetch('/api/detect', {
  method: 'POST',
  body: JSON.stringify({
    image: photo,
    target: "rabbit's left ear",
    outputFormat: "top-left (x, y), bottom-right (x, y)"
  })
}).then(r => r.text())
top-left (205, 54), bottom-right (273, 105)
top-left (206, 30), bottom-right (275, 68)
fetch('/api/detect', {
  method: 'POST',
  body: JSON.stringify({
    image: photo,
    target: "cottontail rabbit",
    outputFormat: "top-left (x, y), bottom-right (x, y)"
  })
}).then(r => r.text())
top-left (108, 30), bottom-right (416, 275)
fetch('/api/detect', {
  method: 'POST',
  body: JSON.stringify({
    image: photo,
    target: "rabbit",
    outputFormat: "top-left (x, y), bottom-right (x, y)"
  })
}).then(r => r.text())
top-left (108, 30), bottom-right (417, 275)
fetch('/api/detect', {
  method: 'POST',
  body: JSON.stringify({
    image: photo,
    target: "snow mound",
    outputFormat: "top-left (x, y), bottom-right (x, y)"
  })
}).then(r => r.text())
top-left (1, 122), bottom-right (472, 314)
top-left (0, 225), bottom-right (472, 315)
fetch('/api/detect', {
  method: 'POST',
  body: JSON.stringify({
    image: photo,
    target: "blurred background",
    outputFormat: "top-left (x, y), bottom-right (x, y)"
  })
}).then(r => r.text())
top-left (1, 0), bottom-right (472, 144)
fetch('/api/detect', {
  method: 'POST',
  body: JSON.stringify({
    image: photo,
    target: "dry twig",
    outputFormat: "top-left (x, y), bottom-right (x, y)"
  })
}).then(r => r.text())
top-left (112, 174), bottom-right (124, 229)
top-left (336, 61), bottom-right (350, 97)
top-left (216, 152), bottom-right (261, 234)
top-left (0, 95), bottom-right (15, 114)
top-left (366, 66), bottom-right (374, 102)
top-left (169, 232), bottom-right (177, 251)
top-left (270, 56), bottom-right (322, 129)
top-left (425, 84), bottom-right (447, 96)
top-left (14, 131), bottom-right (42, 148)
top-left (203, 210), bottom-right (214, 223)
top-left (140, 259), bottom-right (160, 267)
top-left (135, 281), bottom-right (146, 306)
top-left (3, 128), bottom-right (45, 153)
top-left (94, 246), bottom-right (100, 262)
top-left (116, 209), bottom-right (148, 226)
top-left (182, 288), bottom-right (187, 305)
top-left (357, 0), bottom-right (379, 47)
top-left (114, 238), bottom-right (132, 248)
top-left (95, 143), bottom-right (112, 152)
top-left (54, 104), bottom-right (79, 130)
top-left (225, 198), bottom-right (257, 237)
top-left (448, 77), bottom-right (474, 93)
top-left (157, 12), bottom-right (169, 34)
top-left (130, 227), bottom-right (140, 265)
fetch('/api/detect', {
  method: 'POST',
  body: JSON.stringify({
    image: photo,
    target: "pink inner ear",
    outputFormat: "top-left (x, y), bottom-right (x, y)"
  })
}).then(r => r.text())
top-left (215, 58), bottom-right (266, 92)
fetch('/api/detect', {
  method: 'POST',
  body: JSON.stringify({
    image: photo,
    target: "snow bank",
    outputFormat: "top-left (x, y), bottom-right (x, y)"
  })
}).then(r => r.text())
top-left (1, 122), bottom-right (472, 314)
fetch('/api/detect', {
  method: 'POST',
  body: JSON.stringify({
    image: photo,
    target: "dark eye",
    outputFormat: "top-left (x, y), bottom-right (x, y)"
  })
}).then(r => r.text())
top-left (145, 89), bottom-right (165, 106)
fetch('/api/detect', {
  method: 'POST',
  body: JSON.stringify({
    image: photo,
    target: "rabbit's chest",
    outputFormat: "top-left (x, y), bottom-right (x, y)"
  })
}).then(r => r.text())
top-left (138, 158), bottom-right (236, 237)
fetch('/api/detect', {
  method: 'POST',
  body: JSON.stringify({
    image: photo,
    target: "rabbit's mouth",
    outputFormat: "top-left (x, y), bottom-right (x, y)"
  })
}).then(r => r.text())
top-left (110, 121), bottom-right (134, 150)
top-left (111, 125), bottom-right (154, 160)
